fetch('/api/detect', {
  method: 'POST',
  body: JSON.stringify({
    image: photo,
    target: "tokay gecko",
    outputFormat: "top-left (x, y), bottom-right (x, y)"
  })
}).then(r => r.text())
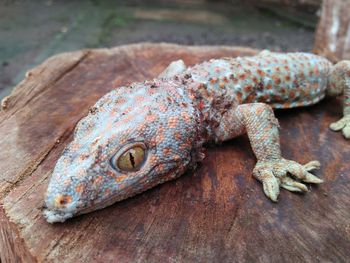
top-left (43, 51), bottom-right (350, 223)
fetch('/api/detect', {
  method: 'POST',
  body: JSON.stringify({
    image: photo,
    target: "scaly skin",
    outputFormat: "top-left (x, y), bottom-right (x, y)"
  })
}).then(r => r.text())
top-left (43, 51), bottom-right (350, 223)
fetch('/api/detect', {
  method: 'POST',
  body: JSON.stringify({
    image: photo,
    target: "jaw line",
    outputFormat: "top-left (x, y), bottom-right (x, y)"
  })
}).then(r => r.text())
top-left (43, 161), bottom-right (181, 223)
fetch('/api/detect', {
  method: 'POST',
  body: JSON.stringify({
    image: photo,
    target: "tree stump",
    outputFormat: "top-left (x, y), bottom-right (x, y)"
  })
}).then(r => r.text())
top-left (314, 0), bottom-right (350, 62)
top-left (0, 43), bottom-right (349, 263)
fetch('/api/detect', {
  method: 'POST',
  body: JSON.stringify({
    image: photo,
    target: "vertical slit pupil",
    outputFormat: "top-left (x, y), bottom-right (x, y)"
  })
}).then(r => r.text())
top-left (129, 152), bottom-right (135, 168)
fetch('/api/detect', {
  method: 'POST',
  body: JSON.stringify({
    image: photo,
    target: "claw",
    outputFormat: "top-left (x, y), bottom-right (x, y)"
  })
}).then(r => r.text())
top-left (304, 160), bottom-right (321, 172)
top-left (303, 172), bottom-right (323, 184)
top-left (281, 177), bottom-right (308, 192)
top-left (342, 125), bottom-right (350, 139)
top-left (330, 115), bottom-right (350, 139)
top-left (330, 119), bottom-right (346, 131)
top-left (262, 175), bottom-right (280, 202)
top-left (254, 158), bottom-right (322, 201)
top-left (281, 184), bottom-right (303, 192)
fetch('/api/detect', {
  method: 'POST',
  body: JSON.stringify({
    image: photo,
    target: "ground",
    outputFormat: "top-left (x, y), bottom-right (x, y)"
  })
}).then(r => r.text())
top-left (0, 0), bottom-right (318, 100)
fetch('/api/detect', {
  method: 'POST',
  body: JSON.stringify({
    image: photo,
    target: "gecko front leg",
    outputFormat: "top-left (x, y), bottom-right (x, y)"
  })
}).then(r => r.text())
top-left (217, 103), bottom-right (323, 201)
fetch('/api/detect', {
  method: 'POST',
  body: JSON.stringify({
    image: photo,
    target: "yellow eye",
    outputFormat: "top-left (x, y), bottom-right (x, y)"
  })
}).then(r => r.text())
top-left (115, 146), bottom-right (146, 172)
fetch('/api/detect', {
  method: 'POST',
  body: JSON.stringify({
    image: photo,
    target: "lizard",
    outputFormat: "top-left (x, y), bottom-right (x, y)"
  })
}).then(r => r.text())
top-left (43, 50), bottom-right (350, 223)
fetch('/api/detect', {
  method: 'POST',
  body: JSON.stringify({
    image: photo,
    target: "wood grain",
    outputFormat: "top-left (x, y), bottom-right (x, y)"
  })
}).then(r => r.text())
top-left (314, 0), bottom-right (350, 62)
top-left (0, 43), bottom-right (349, 263)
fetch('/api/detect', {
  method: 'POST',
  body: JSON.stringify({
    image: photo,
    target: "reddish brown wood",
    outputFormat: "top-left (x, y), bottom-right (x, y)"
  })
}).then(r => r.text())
top-left (0, 43), bottom-right (349, 262)
top-left (314, 0), bottom-right (350, 62)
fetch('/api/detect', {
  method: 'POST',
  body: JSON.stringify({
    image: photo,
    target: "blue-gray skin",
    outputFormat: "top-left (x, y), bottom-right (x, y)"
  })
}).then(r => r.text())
top-left (44, 51), bottom-right (350, 223)
top-left (44, 78), bottom-right (202, 223)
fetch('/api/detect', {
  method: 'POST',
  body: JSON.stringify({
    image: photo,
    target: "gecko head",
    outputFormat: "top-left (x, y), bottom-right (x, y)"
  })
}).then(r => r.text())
top-left (43, 79), bottom-right (202, 223)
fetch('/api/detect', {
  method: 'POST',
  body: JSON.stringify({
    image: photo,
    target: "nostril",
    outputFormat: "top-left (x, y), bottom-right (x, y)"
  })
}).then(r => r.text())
top-left (54, 195), bottom-right (72, 208)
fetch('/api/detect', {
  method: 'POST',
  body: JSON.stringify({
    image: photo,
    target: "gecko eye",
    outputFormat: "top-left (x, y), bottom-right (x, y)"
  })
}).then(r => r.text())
top-left (112, 144), bottom-right (146, 172)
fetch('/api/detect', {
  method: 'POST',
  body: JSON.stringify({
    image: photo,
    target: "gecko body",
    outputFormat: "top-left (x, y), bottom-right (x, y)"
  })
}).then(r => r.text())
top-left (44, 51), bottom-right (350, 223)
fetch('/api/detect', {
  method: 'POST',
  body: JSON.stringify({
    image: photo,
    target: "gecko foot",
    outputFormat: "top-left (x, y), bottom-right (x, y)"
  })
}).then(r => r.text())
top-left (330, 115), bottom-right (350, 139)
top-left (253, 159), bottom-right (322, 202)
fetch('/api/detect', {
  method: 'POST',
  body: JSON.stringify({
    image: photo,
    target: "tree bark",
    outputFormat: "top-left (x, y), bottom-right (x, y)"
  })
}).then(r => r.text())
top-left (0, 43), bottom-right (349, 263)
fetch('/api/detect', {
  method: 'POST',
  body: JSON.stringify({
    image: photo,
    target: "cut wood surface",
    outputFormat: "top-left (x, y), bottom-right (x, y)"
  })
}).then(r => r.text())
top-left (0, 43), bottom-right (349, 263)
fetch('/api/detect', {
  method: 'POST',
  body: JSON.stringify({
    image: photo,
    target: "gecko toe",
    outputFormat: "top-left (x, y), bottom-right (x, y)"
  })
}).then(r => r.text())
top-left (330, 115), bottom-right (350, 139)
top-left (342, 124), bottom-right (350, 139)
top-left (303, 160), bottom-right (321, 172)
top-left (262, 175), bottom-right (280, 202)
top-left (281, 177), bottom-right (308, 192)
top-left (253, 158), bottom-right (322, 201)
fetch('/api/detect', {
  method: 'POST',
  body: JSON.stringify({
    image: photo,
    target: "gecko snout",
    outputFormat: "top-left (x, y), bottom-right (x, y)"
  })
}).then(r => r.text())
top-left (43, 192), bottom-right (79, 223)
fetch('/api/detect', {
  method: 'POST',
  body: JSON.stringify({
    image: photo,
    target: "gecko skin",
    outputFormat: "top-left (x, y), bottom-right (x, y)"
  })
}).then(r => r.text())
top-left (44, 51), bottom-right (350, 223)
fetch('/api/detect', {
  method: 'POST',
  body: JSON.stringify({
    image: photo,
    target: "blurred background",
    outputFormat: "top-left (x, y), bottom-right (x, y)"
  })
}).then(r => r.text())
top-left (0, 0), bottom-right (323, 100)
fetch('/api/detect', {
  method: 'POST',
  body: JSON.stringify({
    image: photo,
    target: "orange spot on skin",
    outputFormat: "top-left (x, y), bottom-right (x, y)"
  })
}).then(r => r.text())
top-left (115, 175), bottom-right (128, 183)
top-left (198, 101), bottom-right (205, 111)
top-left (257, 69), bottom-right (265, 77)
top-left (285, 75), bottom-right (291, 81)
top-left (163, 148), bottom-right (171, 155)
top-left (123, 106), bottom-right (133, 115)
top-left (174, 132), bottom-right (182, 141)
top-left (117, 98), bottom-right (126, 105)
top-left (156, 164), bottom-right (165, 172)
top-left (239, 73), bottom-right (246, 80)
top-left (94, 176), bottom-right (103, 185)
top-left (75, 184), bottom-right (84, 193)
top-left (210, 77), bottom-right (218, 84)
top-left (173, 155), bottom-right (181, 161)
top-left (236, 91), bottom-right (243, 102)
top-left (245, 93), bottom-right (256, 103)
top-left (283, 102), bottom-right (291, 108)
top-left (272, 95), bottom-right (284, 103)
top-left (55, 195), bottom-right (72, 207)
top-left (156, 126), bottom-right (165, 143)
top-left (168, 116), bottom-right (179, 129)
top-left (150, 155), bottom-right (158, 164)
top-left (135, 96), bottom-right (144, 102)
top-left (181, 112), bottom-right (191, 123)
top-left (159, 105), bottom-right (167, 112)
top-left (273, 76), bottom-right (281, 85)
top-left (219, 82), bottom-right (225, 89)
top-left (146, 114), bottom-right (157, 122)
top-left (244, 85), bottom-right (253, 93)
top-left (263, 94), bottom-right (270, 101)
